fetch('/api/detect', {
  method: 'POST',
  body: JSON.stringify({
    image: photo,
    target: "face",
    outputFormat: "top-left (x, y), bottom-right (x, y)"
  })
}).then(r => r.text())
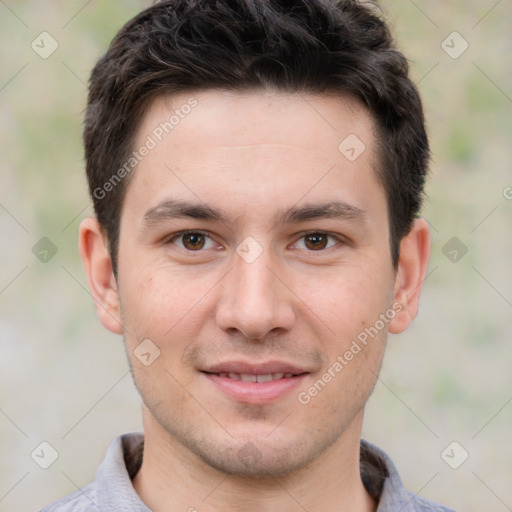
top-left (93, 90), bottom-right (410, 476)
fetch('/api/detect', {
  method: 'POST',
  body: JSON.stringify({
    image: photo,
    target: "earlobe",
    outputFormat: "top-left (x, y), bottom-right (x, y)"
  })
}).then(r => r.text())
top-left (78, 218), bottom-right (124, 335)
top-left (388, 218), bottom-right (431, 334)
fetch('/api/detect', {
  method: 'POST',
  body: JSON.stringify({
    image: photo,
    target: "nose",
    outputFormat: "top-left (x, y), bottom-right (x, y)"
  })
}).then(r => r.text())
top-left (215, 248), bottom-right (296, 340)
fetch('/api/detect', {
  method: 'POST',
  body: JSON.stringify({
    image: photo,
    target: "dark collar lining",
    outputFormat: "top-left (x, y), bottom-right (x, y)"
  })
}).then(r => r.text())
top-left (360, 441), bottom-right (389, 502)
top-left (124, 436), bottom-right (144, 480)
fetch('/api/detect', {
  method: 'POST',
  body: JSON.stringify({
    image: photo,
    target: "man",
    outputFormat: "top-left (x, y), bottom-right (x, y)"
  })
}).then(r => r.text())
top-left (40, 0), bottom-right (455, 510)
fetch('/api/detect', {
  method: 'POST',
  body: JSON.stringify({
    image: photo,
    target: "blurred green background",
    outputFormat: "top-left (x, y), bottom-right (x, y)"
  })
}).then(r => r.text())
top-left (0, 1), bottom-right (510, 511)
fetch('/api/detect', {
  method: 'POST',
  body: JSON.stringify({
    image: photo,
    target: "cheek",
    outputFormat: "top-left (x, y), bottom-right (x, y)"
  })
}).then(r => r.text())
top-left (120, 273), bottom-right (166, 334)
top-left (118, 263), bottom-right (218, 374)
top-left (118, 269), bottom-right (206, 399)
top-left (297, 263), bottom-right (393, 338)
top-left (118, 262), bottom-right (193, 333)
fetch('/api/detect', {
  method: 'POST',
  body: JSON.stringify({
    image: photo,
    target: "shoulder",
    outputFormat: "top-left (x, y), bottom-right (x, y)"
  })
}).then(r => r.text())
top-left (36, 433), bottom-right (146, 512)
top-left (360, 440), bottom-right (457, 512)
top-left (37, 483), bottom-right (97, 511)
top-left (393, 487), bottom-right (457, 511)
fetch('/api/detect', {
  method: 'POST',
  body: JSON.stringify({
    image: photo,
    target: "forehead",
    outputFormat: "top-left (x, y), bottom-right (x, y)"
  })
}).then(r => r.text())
top-left (137, 89), bottom-right (376, 155)
top-left (125, 90), bottom-right (385, 222)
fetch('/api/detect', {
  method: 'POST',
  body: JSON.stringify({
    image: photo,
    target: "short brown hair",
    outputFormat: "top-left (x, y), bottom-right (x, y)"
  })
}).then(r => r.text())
top-left (84, 0), bottom-right (429, 273)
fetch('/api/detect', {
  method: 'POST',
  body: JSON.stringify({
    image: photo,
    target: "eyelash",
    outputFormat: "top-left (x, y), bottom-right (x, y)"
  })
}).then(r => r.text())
top-left (164, 230), bottom-right (345, 252)
top-left (294, 230), bottom-right (344, 251)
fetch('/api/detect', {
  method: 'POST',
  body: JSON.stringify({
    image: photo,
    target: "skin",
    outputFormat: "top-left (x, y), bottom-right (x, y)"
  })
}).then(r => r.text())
top-left (79, 90), bottom-right (430, 512)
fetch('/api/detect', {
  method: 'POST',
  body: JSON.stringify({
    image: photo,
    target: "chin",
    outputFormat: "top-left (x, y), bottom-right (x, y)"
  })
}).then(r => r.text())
top-left (173, 426), bottom-right (340, 478)
top-left (197, 444), bottom-right (313, 478)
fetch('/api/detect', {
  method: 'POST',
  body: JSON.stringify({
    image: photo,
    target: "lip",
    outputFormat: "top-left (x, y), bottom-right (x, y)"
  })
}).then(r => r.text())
top-left (202, 372), bottom-right (308, 404)
top-left (203, 360), bottom-right (308, 375)
top-left (201, 360), bottom-right (310, 405)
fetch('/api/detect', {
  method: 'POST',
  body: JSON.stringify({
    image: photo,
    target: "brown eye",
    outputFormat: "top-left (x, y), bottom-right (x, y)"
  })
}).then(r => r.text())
top-left (304, 233), bottom-right (329, 250)
top-left (166, 231), bottom-right (216, 251)
top-left (181, 232), bottom-right (206, 250)
top-left (292, 232), bottom-right (341, 252)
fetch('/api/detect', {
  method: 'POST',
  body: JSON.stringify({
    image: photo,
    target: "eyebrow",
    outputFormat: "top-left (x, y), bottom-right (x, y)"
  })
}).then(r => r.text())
top-left (142, 199), bottom-right (367, 229)
top-left (272, 201), bottom-right (367, 226)
top-left (142, 199), bottom-right (232, 228)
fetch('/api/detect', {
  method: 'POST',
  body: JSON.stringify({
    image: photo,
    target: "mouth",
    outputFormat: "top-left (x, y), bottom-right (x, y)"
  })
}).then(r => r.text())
top-left (208, 372), bottom-right (301, 382)
top-left (200, 361), bottom-right (310, 404)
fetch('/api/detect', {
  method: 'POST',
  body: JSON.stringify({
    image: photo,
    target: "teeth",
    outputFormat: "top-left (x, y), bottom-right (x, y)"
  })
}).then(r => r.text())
top-left (218, 372), bottom-right (296, 381)
top-left (257, 374), bottom-right (274, 382)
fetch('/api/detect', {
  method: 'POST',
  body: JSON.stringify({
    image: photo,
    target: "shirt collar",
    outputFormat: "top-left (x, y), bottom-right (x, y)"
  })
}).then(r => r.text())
top-left (95, 432), bottom-right (150, 511)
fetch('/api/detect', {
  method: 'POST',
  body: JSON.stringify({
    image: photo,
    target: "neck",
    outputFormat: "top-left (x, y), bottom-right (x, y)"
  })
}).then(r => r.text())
top-left (133, 410), bottom-right (377, 512)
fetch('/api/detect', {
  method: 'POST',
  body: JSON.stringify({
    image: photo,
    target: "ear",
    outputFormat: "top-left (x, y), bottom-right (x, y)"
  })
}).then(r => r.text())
top-left (388, 218), bottom-right (431, 334)
top-left (78, 217), bottom-right (124, 335)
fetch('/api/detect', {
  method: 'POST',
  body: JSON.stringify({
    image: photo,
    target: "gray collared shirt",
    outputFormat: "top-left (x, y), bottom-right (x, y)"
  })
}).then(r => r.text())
top-left (39, 432), bottom-right (456, 511)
